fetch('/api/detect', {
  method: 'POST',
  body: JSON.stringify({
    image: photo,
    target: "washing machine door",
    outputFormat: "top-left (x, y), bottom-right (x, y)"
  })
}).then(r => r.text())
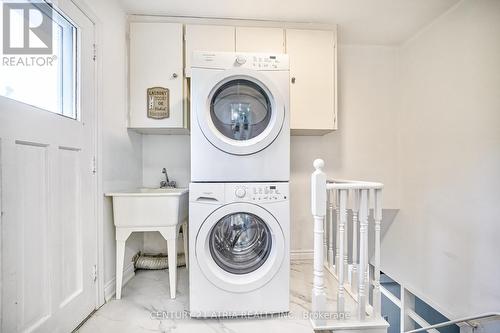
top-left (195, 202), bottom-right (285, 293)
top-left (197, 68), bottom-right (285, 156)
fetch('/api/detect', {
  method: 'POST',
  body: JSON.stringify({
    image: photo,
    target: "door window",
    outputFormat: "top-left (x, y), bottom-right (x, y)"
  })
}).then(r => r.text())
top-left (0, 2), bottom-right (77, 119)
top-left (210, 79), bottom-right (272, 141)
top-left (209, 212), bottom-right (272, 274)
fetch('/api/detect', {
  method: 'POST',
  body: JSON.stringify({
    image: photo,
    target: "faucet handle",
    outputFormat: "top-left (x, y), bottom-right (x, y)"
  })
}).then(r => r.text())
top-left (162, 168), bottom-right (167, 174)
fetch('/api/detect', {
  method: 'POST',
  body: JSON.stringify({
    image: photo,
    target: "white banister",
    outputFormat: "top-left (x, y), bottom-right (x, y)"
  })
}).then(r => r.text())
top-left (310, 159), bottom-right (386, 331)
top-left (311, 159), bottom-right (327, 313)
top-left (323, 207), bottom-right (328, 265)
top-left (337, 189), bottom-right (347, 313)
top-left (335, 191), bottom-right (340, 275)
top-left (343, 190), bottom-right (349, 282)
top-left (373, 189), bottom-right (383, 316)
top-left (358, 189), bottom-right (369, 320)
top-left (351, 189), bottom-right (360, 293)
top-left (327, 190), bottom-right (334, 267)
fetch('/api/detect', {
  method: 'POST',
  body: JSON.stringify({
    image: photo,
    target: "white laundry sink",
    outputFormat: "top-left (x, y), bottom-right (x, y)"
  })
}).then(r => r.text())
top-left (106, 188), bottom-right (188, 227)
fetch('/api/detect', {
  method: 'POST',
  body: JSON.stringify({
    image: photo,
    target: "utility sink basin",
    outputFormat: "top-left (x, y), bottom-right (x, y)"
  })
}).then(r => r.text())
top-left (105, 188), bottom-right (188, 227)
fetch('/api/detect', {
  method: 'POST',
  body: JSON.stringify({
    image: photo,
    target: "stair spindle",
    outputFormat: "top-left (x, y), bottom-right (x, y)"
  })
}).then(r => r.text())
top-left (337, 189), bottom-right (347, 313)
top-left (343, 190), bottom-right (349, 283)
top-left (351, 189), bottom-right (360, 293)
top-left (328, 189), bottom-right (335, 267)
top-left (358, 189), bottom-right (369, 320)
top-left (373, 189), bottom-right (383, 316)
top-left (335, 190), bottom-right (340, 275)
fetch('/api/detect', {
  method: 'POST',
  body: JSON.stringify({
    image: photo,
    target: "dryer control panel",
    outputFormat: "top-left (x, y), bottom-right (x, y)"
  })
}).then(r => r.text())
top-left (228, 183), bottom-right (289, 203)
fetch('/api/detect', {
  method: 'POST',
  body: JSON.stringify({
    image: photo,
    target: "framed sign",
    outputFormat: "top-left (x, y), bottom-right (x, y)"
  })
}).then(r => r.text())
top-left (147, 87), bottom-right (169, 119)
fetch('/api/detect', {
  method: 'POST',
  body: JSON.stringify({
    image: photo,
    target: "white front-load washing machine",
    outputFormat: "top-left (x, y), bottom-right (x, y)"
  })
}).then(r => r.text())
top-left (190, 52), bottom-right (290, 182)
top-left (188, 182), bottom-right (290, 317)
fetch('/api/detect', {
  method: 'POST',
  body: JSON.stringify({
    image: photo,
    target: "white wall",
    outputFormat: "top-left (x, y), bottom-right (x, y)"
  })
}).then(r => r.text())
top-left (381, 0), bottom-right (500, 318)
top-left (84, 0), bottom-right (143, 296)
top-left (141, 45), bottom-right (401, 254)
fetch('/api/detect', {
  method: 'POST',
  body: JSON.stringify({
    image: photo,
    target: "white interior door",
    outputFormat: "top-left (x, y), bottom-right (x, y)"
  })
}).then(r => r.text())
top-left (0, 1), bottom-right (97, 332)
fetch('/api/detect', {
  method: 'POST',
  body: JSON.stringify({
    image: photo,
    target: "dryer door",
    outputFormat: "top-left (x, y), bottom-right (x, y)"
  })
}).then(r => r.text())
top-left (196, 68), bottom-right (285, 156)
top-left (195, 202), bottom-right (285, 293)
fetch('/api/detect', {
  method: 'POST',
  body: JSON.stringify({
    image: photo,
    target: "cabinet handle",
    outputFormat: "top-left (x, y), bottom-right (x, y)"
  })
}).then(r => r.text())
top-left (172, 73), bottom-right (178, 79)
top-left (291, 77), bottom-right (296, 84)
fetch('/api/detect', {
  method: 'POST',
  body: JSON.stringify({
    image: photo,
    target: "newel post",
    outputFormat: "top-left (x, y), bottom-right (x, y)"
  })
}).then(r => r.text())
top-left (311, 159), bottom-right (327, 313)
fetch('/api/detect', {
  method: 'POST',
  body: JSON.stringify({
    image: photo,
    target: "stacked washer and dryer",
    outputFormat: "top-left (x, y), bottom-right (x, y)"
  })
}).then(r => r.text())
top-left (189, 52), bottom-right (290, 317)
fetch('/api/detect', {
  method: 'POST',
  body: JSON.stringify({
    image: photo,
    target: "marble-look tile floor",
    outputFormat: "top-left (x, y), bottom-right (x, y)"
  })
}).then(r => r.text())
top-left (78, 261), bottom-right (336, 333)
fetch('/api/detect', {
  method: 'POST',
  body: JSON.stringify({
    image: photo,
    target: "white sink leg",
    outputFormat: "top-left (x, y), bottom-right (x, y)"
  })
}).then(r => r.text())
top-left (159, 227), bottom-right (178, 299)
top-left (115, 228), bottom-right (132, 300)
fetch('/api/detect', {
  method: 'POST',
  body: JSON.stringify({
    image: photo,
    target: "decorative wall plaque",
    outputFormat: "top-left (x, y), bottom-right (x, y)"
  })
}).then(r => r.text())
top-left (147, 87), bottom-right (169, 119)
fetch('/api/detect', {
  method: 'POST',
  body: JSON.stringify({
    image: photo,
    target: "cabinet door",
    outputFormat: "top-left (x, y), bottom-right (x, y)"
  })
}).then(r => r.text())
top-left (286, 29), bottom-right (336, 133)
top-left (235, 27), bottom-right (284, 53)
top-left (129, 22), bottom-right (184, 129)
top-left (185, 25), bottom-right (235, 77)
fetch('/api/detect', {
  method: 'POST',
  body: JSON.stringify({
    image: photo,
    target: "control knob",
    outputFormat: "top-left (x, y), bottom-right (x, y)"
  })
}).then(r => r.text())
top-left (235, 55), bottom-right (247, 65)
top-left (235, 187), bottom-right (246, 198)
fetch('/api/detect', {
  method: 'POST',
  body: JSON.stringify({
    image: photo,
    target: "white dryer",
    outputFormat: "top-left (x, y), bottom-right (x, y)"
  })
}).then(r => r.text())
top-left (190, 52), bottom-right (290, 182)
top-left (188, 182), bottom-right (289, 317)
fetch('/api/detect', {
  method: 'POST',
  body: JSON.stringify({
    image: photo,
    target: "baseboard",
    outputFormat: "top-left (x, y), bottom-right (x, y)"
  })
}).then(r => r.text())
top-left (291, 249), bottom-right (314, 261)
top-left (104, 262), bottom-right (135, 302)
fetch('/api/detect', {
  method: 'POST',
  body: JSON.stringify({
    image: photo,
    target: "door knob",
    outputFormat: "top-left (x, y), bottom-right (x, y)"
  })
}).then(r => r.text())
top-left (172, 73), bottom-right (178, 79)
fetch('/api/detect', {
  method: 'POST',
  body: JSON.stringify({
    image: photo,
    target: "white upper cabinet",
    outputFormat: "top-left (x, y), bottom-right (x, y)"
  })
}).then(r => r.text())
top-left (286, 29), bottom-right (337, 134)
top-left (128, 19), bottom-right (337, 135)
top-left (184, 25), bottom-right (235, 77)
top-left (129, 22), bottom-right (185, 133)
top-left (235, 27), bottom-right (284, 53)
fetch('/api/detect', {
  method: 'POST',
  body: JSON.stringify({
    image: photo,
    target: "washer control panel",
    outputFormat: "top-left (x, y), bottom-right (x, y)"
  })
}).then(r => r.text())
top-left (229, 183), bottom-right (289, 203)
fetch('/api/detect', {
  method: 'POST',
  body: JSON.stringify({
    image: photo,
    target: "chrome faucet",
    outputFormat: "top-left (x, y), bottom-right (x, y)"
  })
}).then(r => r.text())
top-left (160, 168), bottom-right (176, 188)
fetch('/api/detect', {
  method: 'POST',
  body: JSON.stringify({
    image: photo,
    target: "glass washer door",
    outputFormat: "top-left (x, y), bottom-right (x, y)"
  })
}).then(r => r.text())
top-left (195, 202), bottom-right (285, 293)
top-left (197, 69), bottom-right (285, 156)
top-left (209, 212), bottom-right (272, 274)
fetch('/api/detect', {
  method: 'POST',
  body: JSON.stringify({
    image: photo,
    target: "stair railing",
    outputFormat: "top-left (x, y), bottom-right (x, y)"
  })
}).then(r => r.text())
top-left (405, 312), bottom-right (500, 333)
top-left (311, 158), bottom-right (384, 322)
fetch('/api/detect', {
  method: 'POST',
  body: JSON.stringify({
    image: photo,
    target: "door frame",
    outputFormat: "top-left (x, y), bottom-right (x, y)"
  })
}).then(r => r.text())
top-left (70, 0), bottom-right (106, 308)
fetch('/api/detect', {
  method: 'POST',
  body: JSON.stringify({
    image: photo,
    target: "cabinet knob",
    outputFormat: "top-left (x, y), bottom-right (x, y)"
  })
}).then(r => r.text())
top-left (172, 73), bottom-right (178, 79)
top-left (291, 77), bottom-right (296, 84)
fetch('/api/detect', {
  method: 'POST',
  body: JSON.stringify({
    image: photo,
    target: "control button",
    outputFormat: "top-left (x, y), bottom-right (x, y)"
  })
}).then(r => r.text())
top-left (235, 188), bottom-right (246, 198)
top-left (235, 55), bottom-right (246, 65)
top-left (265, 188), bottom-right (270, 194)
